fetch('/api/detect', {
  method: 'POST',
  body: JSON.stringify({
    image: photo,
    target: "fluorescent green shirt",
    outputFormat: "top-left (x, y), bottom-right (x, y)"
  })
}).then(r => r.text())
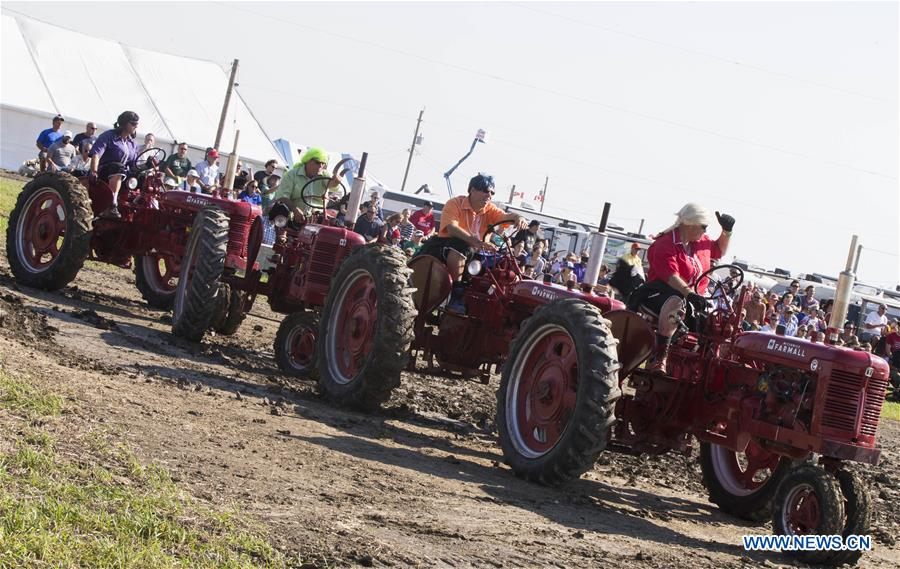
top-left (273, 165), bottom-right (330, 213)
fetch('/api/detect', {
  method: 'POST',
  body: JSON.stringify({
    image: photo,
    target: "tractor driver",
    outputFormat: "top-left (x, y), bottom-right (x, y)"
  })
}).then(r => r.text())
top-left (89, 110), bottom-right (140, 219)
top-left (415, 173), bottom-right (525, 313)
top-left (271, 147), bottom-right (342, 221)
top-left (629, 203), bottom-right (735, 374)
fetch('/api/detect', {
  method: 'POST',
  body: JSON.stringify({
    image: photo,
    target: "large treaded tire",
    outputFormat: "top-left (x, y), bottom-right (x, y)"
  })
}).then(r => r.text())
top-left (171, 208), bottom-right (228, 342)
top-left (317, 244), bottom-right (416, 409)
top-left (275, 311), bottom-right (320, 379)
top-left (772, 465), bottom-right (845, 566)
top-left (215, 287), bottom-right (247, 336)
top-left (699, 441), bottom-right (792, 522)
top-left (497, 298), bottom-right (621, 487)
top-left (134, 254), bottom-right (177, 310)
top-left (828, 470), bottom-right (873, 566)
top-left (6, 172), bottom-right (92, 290)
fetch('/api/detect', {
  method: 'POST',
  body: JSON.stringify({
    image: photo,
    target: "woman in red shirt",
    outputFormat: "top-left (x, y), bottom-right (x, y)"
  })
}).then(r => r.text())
top-left (630, 203), bottom-right (735, 373)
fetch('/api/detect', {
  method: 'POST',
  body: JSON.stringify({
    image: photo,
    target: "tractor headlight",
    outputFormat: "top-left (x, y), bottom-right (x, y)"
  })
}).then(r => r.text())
top-left (127, 177), bottom-right (138, 190)
top-left (466, 259), bottom-right (482, 276)
top-left (273, 215), bottom-right (288, 229)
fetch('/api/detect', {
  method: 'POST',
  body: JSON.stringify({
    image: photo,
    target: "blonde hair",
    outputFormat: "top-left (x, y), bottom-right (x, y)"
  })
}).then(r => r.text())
top-left (658, 202), bottom-right (712, 235)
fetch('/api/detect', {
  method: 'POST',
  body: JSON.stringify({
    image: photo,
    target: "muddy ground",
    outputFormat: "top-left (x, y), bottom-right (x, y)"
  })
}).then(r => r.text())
top-left (0, 219), bottom-right (898, 567)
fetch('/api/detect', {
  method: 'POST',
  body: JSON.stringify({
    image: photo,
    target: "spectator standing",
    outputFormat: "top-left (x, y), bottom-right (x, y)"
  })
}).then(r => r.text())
top-left (164, 143), bottom-right (192, 181)
top-left (398, 209), bottom-right (415, 242)
top-left (254, 159), bottom-right (279, 187)
top-left (354, 203), bottom-right (384, 244)
top-left (409, 201), bottom-right (437, 237)
top-left (69, 142), bottom-right (93, 175)
top-left (46, 131), bottom-right (77, 171)
top-left (72, 122), bottom-right (98, 153)
top-left (178, 169), bottom-right (202, 193)
top-left (36, 114), bottom-right (65, 171)
top-left (786, 281), bottom-right (803, 308)
top-left (136, 133), bottom-right (156, 154)
top-left (261, 174), bottom-right (281, 210)
top-left (238, 180), bottom-right (262, 206)
top-left (799, 285), bottom-right (819, 311)
top-left (745, 289), bottom-right (767, 326)
top-left (862, 304), bottom-right (889, 342)
top-left (527, 242), bottom-right (546, 275)
top-left (195, 149), bottom-right (220, 193)
top-left (512, 220), bottom-right (541, 251)
top-left (883, 321), bottom-right (900, 356)
top-left (369, 190), bottom-right (385, 220)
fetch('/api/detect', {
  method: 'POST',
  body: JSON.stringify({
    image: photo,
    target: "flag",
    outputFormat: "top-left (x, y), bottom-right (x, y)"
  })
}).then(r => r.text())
top-left (534, 193), bottom-right (544, 202)
top-left (513, 191), bottom-right (525, 198)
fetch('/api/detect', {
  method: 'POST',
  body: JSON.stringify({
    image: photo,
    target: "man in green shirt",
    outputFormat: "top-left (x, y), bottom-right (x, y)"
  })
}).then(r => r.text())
top-left (272, 147), bottom-right (342, 218)
top-left (164, 142), bottom-right (192, 182)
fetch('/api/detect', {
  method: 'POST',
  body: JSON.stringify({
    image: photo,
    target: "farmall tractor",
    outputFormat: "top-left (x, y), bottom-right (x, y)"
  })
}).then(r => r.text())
top-left (6, 148), bottom-right (261, 337)
top-left (495, 263), bottom-right (888, 566)
top-left (171, 154), bottom-right (415, 398)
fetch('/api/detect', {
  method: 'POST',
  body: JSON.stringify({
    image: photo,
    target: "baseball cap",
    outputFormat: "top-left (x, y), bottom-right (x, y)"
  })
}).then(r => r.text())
top-left (413, 230), bottom-right (424, 236)
top-left (631, 242), bottom-right (645, 250)
top-left (565, 261), bottom-right (575, 269)
top-left (186, 169), bottom-right (199, 178)
top-left (207, 149), bottom-right (219, 158)
top-left (62, 130), bottom-right (73, 138)
top-left (163, 178), bottom-right (178, 188)
top-left (53, 114), bottom-right (64, 121)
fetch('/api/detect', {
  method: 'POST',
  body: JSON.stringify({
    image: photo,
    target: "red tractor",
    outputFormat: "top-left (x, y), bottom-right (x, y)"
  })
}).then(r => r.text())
top-left (6, 148), bottom-right (260, 337)
top-left (171, 156), bottom-right (415, 395)
top-left (496, 264), bottom-right (887, 566)
top-left (311, 222), bottom-right (624, 407)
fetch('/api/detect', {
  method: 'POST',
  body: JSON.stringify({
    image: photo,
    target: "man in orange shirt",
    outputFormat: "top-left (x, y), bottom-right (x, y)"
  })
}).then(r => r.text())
top-left (417, 173), bottom-right (526, 281)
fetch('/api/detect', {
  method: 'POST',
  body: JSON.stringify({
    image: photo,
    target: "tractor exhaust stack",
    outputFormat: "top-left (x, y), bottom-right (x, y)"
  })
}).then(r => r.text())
top-left (345, 152), bottom-right (368, 229)
top-left (825, 234), bottom-right (858, 344)
top-left (583, 202), bottom-right (612, 289)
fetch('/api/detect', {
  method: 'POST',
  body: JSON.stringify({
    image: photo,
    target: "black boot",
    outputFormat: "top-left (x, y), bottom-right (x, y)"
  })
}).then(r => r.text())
top-left (647, 334), bottom-right (671, 375)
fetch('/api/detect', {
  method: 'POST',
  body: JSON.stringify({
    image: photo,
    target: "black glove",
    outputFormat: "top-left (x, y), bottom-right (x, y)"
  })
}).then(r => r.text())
top-left (715, 211), bottom-right (735, 232)
top-left (686, 293), bottom-right (708, 313)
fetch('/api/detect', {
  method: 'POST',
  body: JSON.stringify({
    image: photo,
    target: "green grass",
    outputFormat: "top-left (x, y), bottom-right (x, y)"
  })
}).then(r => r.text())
top-left (882, 399), bottom-right (900, 422)
top-left (0, 367), bottom-right (302, 568)
top-left (0, 176), bottom-right (25, 236)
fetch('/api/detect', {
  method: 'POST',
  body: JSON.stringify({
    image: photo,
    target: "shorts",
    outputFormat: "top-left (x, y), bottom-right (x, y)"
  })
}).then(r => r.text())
top-left (98, 161), bottom-right (127, 180)
top-left (414, 236), bottom-right (473, 263)
top-left (627, 280), bottom-right (684, 316)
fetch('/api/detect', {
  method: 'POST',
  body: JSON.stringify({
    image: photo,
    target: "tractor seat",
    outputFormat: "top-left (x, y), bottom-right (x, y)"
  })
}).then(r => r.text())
top-left (407, 255), bottom-right (453, 315)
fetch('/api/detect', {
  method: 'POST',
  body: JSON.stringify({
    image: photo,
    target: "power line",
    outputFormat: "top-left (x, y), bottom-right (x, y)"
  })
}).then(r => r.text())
top-left (215, 2), bottom-right (896, 181)
top-left (863, 247), bottom-right (900, 257)
top-left (508, 2), bottom-right (896, 105)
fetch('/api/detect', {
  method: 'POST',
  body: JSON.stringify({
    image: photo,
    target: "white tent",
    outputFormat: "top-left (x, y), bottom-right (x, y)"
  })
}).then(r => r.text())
top-left (0, 13), bottom-right (280, 172)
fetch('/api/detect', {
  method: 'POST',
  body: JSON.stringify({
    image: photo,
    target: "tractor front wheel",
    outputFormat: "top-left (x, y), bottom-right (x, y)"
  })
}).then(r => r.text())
top-left (699, 441), bottom-right (792, 522)
top-left (275, 312), bottom-right (320, 379)
top-left (134, 253), bottom-right (179, 309)
top-left (497, 298), bottom-right (621, 487)
top-left (210, 284), bottom-right (246, 336)
top-left (317, 244), bottom-right (416, 409)
top-left (171, 208), bottom-right (228, 342)
top-left (772, 465), bottom-right (845, 566)
top-left (828, 469), bottom-right (873, 566)
top-left (6, 172), bottom-right (92, 290)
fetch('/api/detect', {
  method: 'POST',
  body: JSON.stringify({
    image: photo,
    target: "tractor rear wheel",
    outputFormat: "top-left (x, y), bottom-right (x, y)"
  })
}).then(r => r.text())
top-left (171, 208), bottom-right (228, 342)
top-left (772, 465), bottom-right (845, 566)
top-left (6, 172), bottom-right (92, 290)
top-left (210, 284), bottom-right (246, 336)
top-left (497, 298), bottom-right (621, 487)
top-left (317, 244), bottom-right (416, 409)
top-left (134, 253), bottom-right (178, 309)
top-left (699, 441), bottom-right (792, 522)
top-left (275, 311), bottom-right (320, 379)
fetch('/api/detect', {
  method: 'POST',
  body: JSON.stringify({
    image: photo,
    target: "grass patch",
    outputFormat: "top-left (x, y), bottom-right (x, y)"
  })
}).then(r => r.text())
top-left (0, 367), bottom-right (301, 568)
top-left (882, 399), bottom-right (900, 422)
top-left (0, 176), bottom-right (25, 236)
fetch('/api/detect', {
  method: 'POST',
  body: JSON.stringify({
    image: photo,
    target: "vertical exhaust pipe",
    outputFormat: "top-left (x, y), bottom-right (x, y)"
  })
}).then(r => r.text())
top-left (345, 152), bottom-right (368, 229)
top-left (825, 234), bottom-right (858, 344)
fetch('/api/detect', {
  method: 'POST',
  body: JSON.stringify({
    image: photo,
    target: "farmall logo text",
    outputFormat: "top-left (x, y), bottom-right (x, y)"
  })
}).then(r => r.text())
top-left (766, 339), bottom-right (807, 358)
top-left (531, 286), bottom-right (558, 301)
top-left (186, 195), bottom-right (210, 207)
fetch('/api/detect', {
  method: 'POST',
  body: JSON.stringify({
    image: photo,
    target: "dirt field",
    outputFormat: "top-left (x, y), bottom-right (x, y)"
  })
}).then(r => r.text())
top-left (1, 178), bottom-right (898, 567)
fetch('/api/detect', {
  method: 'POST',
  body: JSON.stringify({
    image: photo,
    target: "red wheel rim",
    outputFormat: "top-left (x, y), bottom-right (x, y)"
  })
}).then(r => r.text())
top-left (330, 270), bottom-right (377, 383)
top-left (713, 440), bottom-right (781, 495)
top-left (288, 325), bottom-right (316, 370)
top-left (16, 188), bottom-right (67, 273)
top-left (509, 326), bottom-right (578, 457)
top-left (144, 254), bottom-right (180, 292)
top-left (785, 484), bottom-right (822, 534)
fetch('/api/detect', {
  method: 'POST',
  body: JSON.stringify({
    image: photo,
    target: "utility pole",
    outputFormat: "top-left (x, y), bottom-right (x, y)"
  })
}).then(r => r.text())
top-left (853, 244), bottom-right (863, 274)
top-left (400, 108), bottom-right (424, 193)
top-left (508, 184), bottom-right (516, 204)
top-left (539, 176), bottom-right (548, 213)
top-left (638, 218), bottom-right (645, 235)
top-left (214, 59), bottom-right (239, 150)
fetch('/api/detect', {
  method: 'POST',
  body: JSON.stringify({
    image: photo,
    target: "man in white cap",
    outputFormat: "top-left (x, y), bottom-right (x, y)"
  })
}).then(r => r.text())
top-left (46, 130), bottom-right (77, 172)
top-left (178, 169), bottom-right (202, 193)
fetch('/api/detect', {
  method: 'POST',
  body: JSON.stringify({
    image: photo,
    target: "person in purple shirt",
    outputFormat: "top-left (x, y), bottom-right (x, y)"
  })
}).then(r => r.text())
top-left (89, 111), bottom-right (139, 219)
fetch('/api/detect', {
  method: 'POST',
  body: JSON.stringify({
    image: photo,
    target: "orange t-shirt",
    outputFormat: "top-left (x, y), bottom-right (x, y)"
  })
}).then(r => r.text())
top-left (438, 196), bottom-right (507, 239)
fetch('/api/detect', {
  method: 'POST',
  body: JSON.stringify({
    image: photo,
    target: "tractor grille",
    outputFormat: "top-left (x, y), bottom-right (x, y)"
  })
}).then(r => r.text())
top-left (308, 242), bottom-right (338, 286)
top-left (821, 369), bottom-right (885, 437)
top-left (228, 217), bottom-right (251, 258)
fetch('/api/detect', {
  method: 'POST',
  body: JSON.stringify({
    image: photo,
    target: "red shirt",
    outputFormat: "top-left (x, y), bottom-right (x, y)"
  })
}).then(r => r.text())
top-left (409, 209), bottom-right (436, 235)
top-left (646, 228), bottom-right (722, 294)
top-left (885, 332), bottom-right (900, 355)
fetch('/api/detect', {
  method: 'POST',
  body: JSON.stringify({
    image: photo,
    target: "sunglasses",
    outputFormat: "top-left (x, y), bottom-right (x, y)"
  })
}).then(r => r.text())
top-left (477, 188), bottom-right (495, 196)
top-left (700, 224), bottom-right (708, 231)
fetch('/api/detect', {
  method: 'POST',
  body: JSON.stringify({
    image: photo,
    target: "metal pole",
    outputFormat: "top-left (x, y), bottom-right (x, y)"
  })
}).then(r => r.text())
top-left (638, 218), bottom-right (645, 235)
top-left (214, 59), bottom-right (239, 150)
top-left (223, 129), bottom-right (240, 192)
top-left (539, 176), bottom-right (548, 213)
top-left (400, 108), bottom-right (424, 193)
top-left (508, 184), bottom-right (516, 204)
top-left (346, 152), bottom-right (369, 229)
top-left (827, 234), bottom-right (858, 343)
top-left (583, 202), bottom-right (612, 288)
top-left (852, 244), bottom-right (862, 274)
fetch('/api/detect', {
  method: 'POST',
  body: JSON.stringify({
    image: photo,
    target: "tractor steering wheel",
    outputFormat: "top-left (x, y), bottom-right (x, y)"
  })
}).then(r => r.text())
top-left (133, 147), bottom-right (167, 172)
top-left (298, 176), bottom-right (348, 211)
top-left (694, 263), bottom-right (744, 300)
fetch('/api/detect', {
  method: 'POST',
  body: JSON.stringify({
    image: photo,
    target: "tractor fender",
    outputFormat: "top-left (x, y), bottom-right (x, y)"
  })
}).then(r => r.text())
top-left (604, 309), bottom-right (655, 380)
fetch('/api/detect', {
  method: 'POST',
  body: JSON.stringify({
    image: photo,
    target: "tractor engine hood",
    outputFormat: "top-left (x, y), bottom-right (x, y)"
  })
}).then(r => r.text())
top-left (507, 281), bottom-right (625, 313)
top-left (732, 332), bottom-right (889, 378)
top-left (160, 191), bottom-right (261, 218)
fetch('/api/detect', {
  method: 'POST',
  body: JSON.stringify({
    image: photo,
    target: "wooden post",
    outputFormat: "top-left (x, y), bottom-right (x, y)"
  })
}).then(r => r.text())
top-left (215, 59), bottom-right (239, 150)
top-left (223, 129), bottom-right (240, 192)
top-left (400, 108), bottom-right (424, 193)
